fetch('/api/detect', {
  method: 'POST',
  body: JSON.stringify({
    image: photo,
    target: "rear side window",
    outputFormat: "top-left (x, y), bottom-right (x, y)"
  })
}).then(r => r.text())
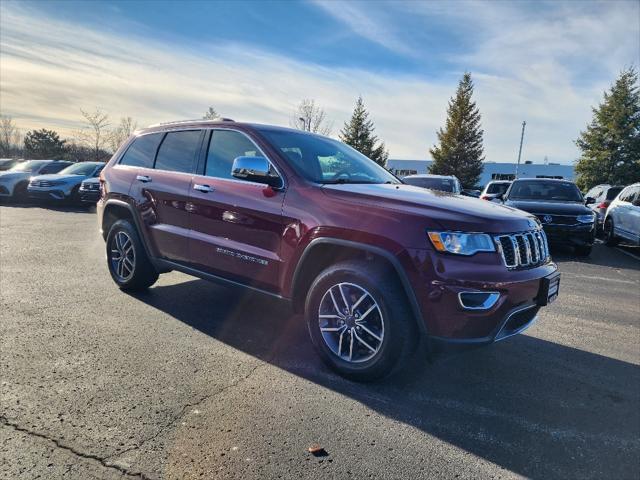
top-left (205, 130), bottom-right (263, 179)
top-left (487, 183), bottom-right (510, 194)
top-left (605, 187), bottom-right (623, 201)
top-left (120, 133), bottom-right (163, 168)
top-left (155, 130), bottom-right (202, 173)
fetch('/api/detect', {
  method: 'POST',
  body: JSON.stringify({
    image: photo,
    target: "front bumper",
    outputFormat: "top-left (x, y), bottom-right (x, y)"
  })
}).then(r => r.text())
top-left (404, 249), bottom-right (559, 344)
top-left (79, 189), bottom-right (100, 203)
top-left (27, 187), bottom-right (69, 201)
top-left (543, 223), bottom-right (595, 247)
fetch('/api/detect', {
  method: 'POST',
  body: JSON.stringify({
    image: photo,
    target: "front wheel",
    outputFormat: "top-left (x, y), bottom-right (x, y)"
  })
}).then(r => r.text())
top-left (106, 219), bottom-right (158, 291)
top-left (13, 182), bottom-right (28, 202)
top-left (305, 260), bottom-right (417, 382)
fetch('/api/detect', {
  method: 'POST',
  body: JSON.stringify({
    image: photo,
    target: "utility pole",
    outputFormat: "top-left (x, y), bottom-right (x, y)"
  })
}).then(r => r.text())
top-left (515, 121), bottom-right (526, 178)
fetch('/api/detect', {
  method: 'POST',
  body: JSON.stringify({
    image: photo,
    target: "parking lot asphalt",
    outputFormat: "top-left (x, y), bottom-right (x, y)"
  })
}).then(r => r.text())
top-left (1, 203), bottom-right (639, 480)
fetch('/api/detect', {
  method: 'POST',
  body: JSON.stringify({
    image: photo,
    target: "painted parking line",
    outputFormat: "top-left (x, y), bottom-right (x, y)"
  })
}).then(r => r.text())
top-left (616, 247), bottom-right (640, 262)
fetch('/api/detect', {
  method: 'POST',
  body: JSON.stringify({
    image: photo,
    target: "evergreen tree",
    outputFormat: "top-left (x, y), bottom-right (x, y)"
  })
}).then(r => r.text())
top-left (429, 72), bottom-right (484, 188)
top-left (575, 67), bottom-right (640, 190)
top-left (24, 129), bottom-right (66, 159)
top-left (339, 96), bottom-right (388, 167)
top-left (202, 107), bottom-right (219, 120)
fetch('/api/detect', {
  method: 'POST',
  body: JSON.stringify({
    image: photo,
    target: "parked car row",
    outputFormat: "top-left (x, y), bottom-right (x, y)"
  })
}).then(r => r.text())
top-left (401, 175), bottom-right (640, 255)
top-left (0, 160), bottom-right (104, 204)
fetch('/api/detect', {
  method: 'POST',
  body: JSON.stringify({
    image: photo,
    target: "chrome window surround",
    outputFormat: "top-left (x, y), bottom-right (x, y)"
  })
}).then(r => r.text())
top-left (495, 229), bottom-right (550, 269)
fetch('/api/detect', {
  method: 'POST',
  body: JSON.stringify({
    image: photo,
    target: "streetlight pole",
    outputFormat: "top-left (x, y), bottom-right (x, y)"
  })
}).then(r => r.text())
top-left (515, 121), bottom-right (526, 179)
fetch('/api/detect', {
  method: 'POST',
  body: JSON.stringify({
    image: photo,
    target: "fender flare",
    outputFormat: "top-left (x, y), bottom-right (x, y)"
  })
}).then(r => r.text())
top-left (101, 198), bottom-right (165, 272)
top-left (291, 237), bottom-right (428, 336)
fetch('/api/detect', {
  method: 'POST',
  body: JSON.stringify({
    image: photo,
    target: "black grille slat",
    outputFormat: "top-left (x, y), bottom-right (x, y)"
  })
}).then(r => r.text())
top-left (496, 229), bottom-right (549, 270)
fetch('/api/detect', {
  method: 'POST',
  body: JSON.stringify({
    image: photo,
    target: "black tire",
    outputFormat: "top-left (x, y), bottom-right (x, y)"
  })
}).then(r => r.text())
top-left (68, 185), bottom-right (81, 205)
top-left (604, 218), bottom-right (618, 246)
top-left (304, 259), bottom-right (418, 382)
top-left (106, 219), bottom-right (158, 291)
top-left (575, 245), bottom-right (592, 256)
top-left (13, 182), bottom-right (28, 202)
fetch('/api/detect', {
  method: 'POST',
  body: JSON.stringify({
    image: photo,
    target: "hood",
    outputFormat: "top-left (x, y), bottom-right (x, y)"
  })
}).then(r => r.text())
top-left (0, 171), bottom-right (30, 181)
top-left (322, 183), bottom-right (540, 233)
top-left (504, 199), bottom-right (591, 216)
top-left (30, 174), bottom-right (86, 183)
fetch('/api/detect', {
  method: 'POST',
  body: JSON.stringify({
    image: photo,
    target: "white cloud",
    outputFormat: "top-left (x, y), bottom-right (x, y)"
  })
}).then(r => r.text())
top-left (309, 0), bottom-right (415, 56)
top-left (0, 1), bottom-right (638, 163)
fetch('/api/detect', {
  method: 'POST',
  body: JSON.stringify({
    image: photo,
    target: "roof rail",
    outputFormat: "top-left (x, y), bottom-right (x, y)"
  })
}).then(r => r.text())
top-left (149, 118), bottom-right (235, 127)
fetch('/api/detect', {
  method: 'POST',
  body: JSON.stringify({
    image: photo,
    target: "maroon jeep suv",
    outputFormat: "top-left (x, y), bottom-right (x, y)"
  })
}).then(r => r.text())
top-left (98, 120), bottom-right (560, 381)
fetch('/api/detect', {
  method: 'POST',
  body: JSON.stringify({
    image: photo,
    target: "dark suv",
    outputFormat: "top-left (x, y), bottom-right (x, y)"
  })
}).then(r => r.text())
top-left (98, 120), bottom-right (560, 381)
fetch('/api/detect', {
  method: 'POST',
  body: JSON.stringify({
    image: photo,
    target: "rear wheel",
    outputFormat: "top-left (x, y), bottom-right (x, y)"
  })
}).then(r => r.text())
top-left (604, 218), bottom-right (618, 246)
top-left (106, 219), bottom-right (158, 291)
top-left (305, 260), bottom-right (417, 382)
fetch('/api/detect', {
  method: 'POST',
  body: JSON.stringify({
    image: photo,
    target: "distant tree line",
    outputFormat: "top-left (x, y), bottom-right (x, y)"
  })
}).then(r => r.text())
top-left (3, 68), bottom-right (637, 188)
top-left (0, 109), bottom-right (138, 162)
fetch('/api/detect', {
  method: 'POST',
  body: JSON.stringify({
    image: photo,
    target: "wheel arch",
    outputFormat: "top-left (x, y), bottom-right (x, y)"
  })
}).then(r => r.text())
top-left (290, 238), bottom-right (427, 336)
top-left (101, 198), bottom-right (167, 272)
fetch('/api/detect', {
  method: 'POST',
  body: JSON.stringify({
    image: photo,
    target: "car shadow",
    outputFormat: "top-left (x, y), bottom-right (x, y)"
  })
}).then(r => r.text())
top-left (130, 279), bottom-right (639, 479)
top-left (0, 198), bottom-right (95, 213)
top-left (550, 243), bottom-right (640, 271)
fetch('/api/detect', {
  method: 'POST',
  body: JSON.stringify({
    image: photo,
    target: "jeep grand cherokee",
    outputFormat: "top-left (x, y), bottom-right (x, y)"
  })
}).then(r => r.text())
top-left (97, 120), bottom-right (560, 381)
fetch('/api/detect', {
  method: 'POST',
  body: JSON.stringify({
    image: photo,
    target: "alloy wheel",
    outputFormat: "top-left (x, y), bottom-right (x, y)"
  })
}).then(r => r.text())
top-left (318, 282), bottom-right (384, 363)
top-left (110, 231), bottom-right (135, 282)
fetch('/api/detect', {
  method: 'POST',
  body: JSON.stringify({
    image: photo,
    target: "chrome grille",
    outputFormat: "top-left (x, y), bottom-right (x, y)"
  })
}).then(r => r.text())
top-left (81, 182), bottom-right (100, 190)
top-left (31, 180), bottom-right (58, 187)
top-left (495, 229), bottom-right (549, 269)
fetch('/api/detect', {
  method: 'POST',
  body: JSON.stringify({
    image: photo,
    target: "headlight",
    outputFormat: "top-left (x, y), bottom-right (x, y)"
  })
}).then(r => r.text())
top-left (427, 231), bottom-right (496, 255)
top-left (576, 213), bottom-right (595, 223)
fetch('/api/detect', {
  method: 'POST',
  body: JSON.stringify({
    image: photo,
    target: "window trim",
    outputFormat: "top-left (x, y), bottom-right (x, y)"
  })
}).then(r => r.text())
top-left (200, 127), bottom-right (286, 190)
top-left (117, 131), bottom-right (165, 169)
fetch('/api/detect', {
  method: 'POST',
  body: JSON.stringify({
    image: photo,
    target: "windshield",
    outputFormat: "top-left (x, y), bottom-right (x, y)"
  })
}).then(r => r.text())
top-left (58, 163), bottom-right (100, 176)
top-left (486, 182), bottom-right (510, 194)
top-left (8, 160), bottom-right (48, 173)
top-left (257, 129), bottom-right (399, 184)
top-left (404, 176), bottom-right (459, 193)
top-left (508, 180), bottom-right (583, 202)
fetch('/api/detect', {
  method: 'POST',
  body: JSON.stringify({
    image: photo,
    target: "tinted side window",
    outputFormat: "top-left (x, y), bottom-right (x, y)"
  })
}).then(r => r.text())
top-left (40, 163), bottom-right (69, 174)
top-left (205, 130), bottom-right (263, 179)
top-left (120, 133), bottom-right (163, 168)
top-left (155, 130), bottom-right (201, 173)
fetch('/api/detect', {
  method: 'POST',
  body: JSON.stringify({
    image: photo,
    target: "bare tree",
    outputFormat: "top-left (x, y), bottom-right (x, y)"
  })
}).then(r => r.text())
top-left (0, 116), bottom-right (21, 156)
top-left (76, 108), bottom-right (111, 161)
top-left (109, 116), bottom-right (138, 152)
top-left (202, 106), bottom-right (220, 120)
top-left (290, 99), bottom-right (333, 136)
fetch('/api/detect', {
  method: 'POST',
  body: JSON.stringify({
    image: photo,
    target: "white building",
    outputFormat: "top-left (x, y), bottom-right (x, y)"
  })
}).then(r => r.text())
top-left (387, 159), bottom-right (575, 187)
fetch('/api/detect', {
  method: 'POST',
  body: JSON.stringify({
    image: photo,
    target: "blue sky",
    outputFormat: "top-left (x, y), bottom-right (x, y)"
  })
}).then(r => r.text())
top-left (1, 0), bottom-right (638, 162)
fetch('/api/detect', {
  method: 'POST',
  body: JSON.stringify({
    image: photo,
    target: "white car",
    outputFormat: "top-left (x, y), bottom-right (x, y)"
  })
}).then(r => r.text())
top-left (0, 160), bottom-right (71, 200)
top-left (604, 183), bottom-right (640, 246)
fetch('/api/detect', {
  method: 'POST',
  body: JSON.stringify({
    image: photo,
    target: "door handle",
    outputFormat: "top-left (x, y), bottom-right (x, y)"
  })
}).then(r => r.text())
top-left (194, 184), bottom-right (214, 193)
top-left (136, 175), bottom-right (152, 183)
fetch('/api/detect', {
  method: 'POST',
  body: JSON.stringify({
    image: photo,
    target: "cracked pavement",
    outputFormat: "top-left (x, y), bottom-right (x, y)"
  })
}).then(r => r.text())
top-left (1, 204), bottom-right (639, 479)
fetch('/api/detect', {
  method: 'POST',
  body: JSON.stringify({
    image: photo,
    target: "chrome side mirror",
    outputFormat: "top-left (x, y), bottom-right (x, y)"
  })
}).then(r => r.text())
top-left (231, 156), bottom-right (282, 189)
